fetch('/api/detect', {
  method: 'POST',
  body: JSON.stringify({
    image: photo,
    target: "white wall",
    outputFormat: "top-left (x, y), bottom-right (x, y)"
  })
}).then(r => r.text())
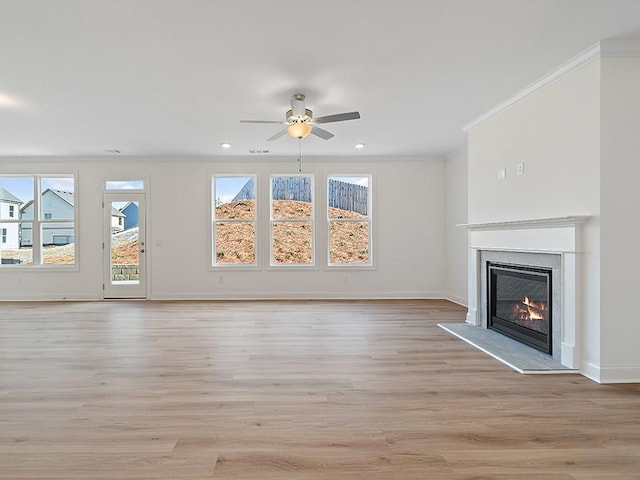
top-left (444, 147), bottom-right (468, 305)
top-left (600, 56), bottom-right (640, 382)
top-left (467, 59), bottom-right (601, 223)
top-left (0, 156), bottom-right (446, 300)
top-left (466, 59), bottom-right (603, 378)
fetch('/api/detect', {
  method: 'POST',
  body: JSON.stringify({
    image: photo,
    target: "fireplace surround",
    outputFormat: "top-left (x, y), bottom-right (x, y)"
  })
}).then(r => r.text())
top-left (462, 216), bottom-right (589, 370)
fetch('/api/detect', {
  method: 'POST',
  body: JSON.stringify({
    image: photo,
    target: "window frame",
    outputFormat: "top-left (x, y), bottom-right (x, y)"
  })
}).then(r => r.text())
top-left (211, 174), bottom-right (258, 268)
top-left (0, 174), bottom-right (77, 268)
top-left (269, 174), bottom-right (315, 268)
top-left (326, 174), bottom-right (373, 268)
top-left (104, 180), bottom-right (146, 191)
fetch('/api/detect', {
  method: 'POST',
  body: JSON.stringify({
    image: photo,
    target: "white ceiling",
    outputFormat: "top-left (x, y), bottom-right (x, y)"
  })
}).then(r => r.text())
top-left (1, 0), bottom-right (640, 159)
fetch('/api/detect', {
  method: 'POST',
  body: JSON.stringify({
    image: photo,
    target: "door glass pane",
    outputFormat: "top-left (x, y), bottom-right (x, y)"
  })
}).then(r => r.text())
top-left (110, 201), bottom-right (140, 285)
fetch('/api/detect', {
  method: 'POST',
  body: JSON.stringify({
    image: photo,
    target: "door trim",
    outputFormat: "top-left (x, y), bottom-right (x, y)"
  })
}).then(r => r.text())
top-left (103, 193), bottom-right (147, 299)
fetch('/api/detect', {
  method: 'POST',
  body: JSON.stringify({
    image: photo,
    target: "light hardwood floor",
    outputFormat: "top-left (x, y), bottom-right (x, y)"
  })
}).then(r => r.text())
top-left (1, 300), bottom-right (639, 479)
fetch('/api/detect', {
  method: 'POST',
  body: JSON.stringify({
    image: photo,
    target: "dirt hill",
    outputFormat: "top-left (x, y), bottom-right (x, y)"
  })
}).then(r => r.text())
top-left (9, 201), bottom-right (368, 266)
top-left (215, 200), bottom-right (369, 264)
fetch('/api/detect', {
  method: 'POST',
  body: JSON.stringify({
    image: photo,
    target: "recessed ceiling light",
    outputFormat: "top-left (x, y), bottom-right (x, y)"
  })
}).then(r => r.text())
top-left (220, 143), bottom-right (232, 149)
top-left (0, 92), bottom-right (21, 108)
top-left (355, 143), bottom-right (366, 149)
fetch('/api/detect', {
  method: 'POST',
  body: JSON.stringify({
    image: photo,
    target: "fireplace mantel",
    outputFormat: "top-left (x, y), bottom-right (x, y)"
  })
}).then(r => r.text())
top-left (458, 216), bottom-right (590, 231)
top-left (463, 216), bottom-right (590, 370)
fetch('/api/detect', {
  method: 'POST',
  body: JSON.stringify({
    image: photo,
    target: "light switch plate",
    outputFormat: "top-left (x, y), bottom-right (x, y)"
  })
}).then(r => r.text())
top-left (498, 168), bottom-right (507, 180)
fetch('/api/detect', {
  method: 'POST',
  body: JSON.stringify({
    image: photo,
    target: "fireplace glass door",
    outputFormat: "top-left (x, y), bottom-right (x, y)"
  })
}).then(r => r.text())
top-left (488, 263), bottom-right (552, 354)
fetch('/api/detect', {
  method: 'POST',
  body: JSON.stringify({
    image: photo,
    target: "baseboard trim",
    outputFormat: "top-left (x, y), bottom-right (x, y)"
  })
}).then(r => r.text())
top-left (0, 294), bottom-right (101, 302)
top-left (443, 295), bottom-right (467, 307)
top-left (147, 292), bottom-right (447, 301)
top-left (581, 360), bottom-right (601, 383)
top-left (598, 365), bottom-right (640, 384)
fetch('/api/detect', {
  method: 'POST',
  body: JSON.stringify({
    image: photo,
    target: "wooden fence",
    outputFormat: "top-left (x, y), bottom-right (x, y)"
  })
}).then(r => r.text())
top-left (327, 179), bottom-right (368, 215)
top-left (270, 176), bottom-right (313, 202)
top-left (232, 177), bottom-right (368, 215)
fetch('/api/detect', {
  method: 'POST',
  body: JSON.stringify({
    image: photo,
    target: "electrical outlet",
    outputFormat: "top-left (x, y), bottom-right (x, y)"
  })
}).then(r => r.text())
top-left (516, 162), bottom-right (525, 176)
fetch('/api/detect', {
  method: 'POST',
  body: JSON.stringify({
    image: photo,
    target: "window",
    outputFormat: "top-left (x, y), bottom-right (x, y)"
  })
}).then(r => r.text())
top-left (270, 175), bottom-right (314, 266)
top-left (212, 175), bottom-right (256, 266)
top-left (0, 175), bottom-right (75, 266)
top-left (105, 180), bottom-right (145, 190)
top-left (327, 175), bottom-right (371, 266)
top-left (1, 228), bottom-right (6, 244)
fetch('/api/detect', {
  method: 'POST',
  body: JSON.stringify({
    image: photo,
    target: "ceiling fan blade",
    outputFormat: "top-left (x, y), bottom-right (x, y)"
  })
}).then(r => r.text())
top-left (290, 93), bottom-right (306, 117)
top-left (266, 129), bottom-right (288, 141)
top-left (313, 111), bottom-right (361, 124)
top-left (310, 126), bottom-right (334, 140)
top-left (240, 120), bottom-right (284, 124)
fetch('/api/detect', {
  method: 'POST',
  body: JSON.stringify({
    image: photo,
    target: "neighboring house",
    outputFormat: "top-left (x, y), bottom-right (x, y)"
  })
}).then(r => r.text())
top-left (111, 207), bottom-right (125, 234)
top-left (20, 189), bottom-right (75, 246)
top-left (0, 186), bottom-right (22, 249)
top-left (119, 202), bottom-right (139, 230)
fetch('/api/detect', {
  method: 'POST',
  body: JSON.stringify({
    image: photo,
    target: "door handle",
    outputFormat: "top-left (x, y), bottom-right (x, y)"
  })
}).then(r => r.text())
top-left (140, 249), bottom-right (145, 253)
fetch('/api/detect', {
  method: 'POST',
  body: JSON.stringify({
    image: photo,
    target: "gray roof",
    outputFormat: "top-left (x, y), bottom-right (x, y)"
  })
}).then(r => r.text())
top-left (0, 186), bottom-right (22, 204)
top-left (48, 189), bottom-right (74, 206)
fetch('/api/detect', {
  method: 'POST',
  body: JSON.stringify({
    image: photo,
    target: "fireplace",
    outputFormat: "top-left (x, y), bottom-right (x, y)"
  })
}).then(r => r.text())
top-left (488, 262), bottom-right (552, 354)
top-left (463, 216), bottom-right (589, 370)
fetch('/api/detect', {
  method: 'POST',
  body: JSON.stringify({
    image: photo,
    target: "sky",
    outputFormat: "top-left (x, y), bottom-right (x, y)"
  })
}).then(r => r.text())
top-left (214, 176), bottom-right (251, 204)
top-left (0, 177), bottom-right (75, 204)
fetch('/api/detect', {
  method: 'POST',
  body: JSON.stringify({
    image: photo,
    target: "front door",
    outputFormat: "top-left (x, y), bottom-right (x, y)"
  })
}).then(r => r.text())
top-left (103, 193), bottom-right (146, 298)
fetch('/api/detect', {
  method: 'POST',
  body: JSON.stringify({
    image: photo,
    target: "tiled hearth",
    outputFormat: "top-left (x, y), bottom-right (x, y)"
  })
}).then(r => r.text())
top-left (461, 216), bottom-right (589, 370)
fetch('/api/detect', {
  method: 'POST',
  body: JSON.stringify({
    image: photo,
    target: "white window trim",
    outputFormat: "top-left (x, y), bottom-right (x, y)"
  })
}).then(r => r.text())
top-left (269, 174), bottom-right (316, 268)
top-left (326, 174), bottom-right (373, 268)
top-left (0, 173), bottom-right (78, 269)
top-left (211, 174), bottom-right (258, 269)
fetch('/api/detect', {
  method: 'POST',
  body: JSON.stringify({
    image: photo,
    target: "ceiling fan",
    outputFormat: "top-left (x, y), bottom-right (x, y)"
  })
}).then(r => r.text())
top-left (240, 93), bottom-right (360, 141)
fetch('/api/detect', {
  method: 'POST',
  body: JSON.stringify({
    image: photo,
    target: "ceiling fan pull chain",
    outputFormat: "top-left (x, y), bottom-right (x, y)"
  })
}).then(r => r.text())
top-left (297, 139), bottom-right (302, 173)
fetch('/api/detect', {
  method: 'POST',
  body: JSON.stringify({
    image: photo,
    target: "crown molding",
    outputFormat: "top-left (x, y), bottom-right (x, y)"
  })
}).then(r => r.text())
top-left (444, 143), bottom-right (468, 161)
top-left (464, 40), bottom-right (640, 132)
top-left (463, 43), bottom-right (601, 132)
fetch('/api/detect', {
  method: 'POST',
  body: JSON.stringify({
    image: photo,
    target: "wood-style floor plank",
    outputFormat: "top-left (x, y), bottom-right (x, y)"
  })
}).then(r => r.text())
top-left (0, 300), bottom-right (639, 479)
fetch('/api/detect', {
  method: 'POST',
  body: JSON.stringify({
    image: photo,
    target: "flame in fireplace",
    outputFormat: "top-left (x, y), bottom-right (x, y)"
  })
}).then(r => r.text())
top-left (513, 296), bottom-right (547, 321)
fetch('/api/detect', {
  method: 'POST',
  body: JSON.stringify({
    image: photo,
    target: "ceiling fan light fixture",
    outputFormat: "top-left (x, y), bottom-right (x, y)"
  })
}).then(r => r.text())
top-left (287, 122), bottom-right (312, 139)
